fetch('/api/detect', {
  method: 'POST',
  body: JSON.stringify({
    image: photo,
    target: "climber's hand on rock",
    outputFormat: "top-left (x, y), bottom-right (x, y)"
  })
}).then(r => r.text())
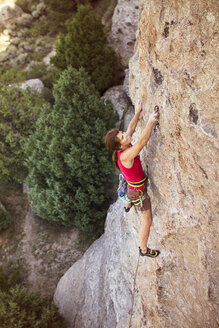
top-left (137, 100), bottom-right (143, 113)
top-left (149, 111), bottom-right (159, 124)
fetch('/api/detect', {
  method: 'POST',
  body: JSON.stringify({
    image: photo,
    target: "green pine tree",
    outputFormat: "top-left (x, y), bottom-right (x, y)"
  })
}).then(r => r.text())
top-left (51, 4), bottom-right (118, 93)
top-left (25, 67), bottom-right (118, 232)
top-left (0, 86), bottom-right (46, 183)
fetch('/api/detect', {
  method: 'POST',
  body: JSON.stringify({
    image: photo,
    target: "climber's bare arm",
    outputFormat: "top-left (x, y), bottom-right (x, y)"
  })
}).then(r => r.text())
top-left (126, 101), bottom-right (142, 136)
top-left (121, 111), bottom-right (158, 164)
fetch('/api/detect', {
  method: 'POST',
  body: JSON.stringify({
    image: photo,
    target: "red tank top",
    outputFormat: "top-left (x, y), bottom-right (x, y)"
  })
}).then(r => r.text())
top-left (117, 149), bottom-right (146, 190)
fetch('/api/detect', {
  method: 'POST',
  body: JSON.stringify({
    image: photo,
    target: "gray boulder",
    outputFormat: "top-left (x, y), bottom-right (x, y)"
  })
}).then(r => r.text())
top-left (10, 79), bottom-right (44, 93)
top-left (102, 85), bottom-right (134, 130)
top-left (19, 79), bottom-right (44, 93)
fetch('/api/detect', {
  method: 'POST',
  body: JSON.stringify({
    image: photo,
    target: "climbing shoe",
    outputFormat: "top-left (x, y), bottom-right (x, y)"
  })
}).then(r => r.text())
top-left (139, 247), bottom-right (160, 258)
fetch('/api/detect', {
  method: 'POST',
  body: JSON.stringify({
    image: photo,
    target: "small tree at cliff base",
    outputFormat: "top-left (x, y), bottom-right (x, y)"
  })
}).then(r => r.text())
top-left (25, 67), bottom-right (118, 232)
top-left (0, 87), bottom-right (46, 183)
top-left (51, 4), bottom-right (118, 93)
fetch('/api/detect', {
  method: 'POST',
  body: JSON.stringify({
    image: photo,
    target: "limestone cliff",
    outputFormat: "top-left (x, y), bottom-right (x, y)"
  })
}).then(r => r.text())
top-left (54, 1), bottom-right (219, 327)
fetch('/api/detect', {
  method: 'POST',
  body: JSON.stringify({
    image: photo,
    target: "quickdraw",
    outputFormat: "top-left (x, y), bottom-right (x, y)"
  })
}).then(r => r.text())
top-left (153, 105), bottom-right (160, 131)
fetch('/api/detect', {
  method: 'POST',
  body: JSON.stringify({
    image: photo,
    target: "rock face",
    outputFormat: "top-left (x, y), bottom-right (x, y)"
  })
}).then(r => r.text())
top-left (54, 201), bottom-right (138, 328)
top-left (54, 1), bottom-right (219, 327)
top-left (109, 0), bottom-right (139, 68)
top-left (127, 1), bottom-right (219, 326)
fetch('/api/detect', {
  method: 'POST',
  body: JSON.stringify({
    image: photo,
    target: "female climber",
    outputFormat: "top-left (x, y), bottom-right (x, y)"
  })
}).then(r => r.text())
top-left (105, 101), bottom-right (160, 258)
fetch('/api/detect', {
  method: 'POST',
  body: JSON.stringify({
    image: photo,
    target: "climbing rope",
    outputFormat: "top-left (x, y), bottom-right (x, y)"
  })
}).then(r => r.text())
top-left (128, 252), bottom-right (141, 328)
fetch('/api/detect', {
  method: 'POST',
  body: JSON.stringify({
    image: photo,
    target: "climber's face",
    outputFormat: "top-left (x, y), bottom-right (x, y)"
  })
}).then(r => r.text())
top-left (117, 131), bottom-right (132, 149)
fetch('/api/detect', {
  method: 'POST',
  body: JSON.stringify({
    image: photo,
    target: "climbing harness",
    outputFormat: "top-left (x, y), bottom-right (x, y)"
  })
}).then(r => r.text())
top-left (127, 177), bottom-right (148, 211)
top-left (128, 252), bottom-right (141, 328)
top-left (153, 105), bottom-right (160, 131)
top-left (129, 189), bottom-right (145, 211)
top-left (118, 174), bottom-right (148, 209)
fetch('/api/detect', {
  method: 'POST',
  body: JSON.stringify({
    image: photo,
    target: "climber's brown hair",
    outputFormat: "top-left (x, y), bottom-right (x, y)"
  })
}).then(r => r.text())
top-left (105, 128), bottom-right (121, 171)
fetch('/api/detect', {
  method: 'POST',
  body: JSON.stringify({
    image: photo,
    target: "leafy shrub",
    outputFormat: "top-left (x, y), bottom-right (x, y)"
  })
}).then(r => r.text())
top-left (0, 67), bottom-right (26, 86)
top-left (44, 0), bottom-right (76, 13)
top-left (42, 0), bottom-right (77, 34)
top-left (0, 267), bottom-right (21, 292)
top-left (30, 18), bottom-right (49, 37)
top-left (25, 63), bottom-right (56, 89)
top-left (51, 4), bottom-right (118, 93)
top-left (0, 268), bottom-right (9, 292)
top-left (0, 267), bottom-right (66, 328)
top-left (44, 0), bottom-right (94, 12)
top-left (41, 87), bottom-right (54, 104)
top-left (15, 0), bottom-right (40, 13)
top-left (33, 1), bottom-right (95, 36)
top-left (25, 67), bottom-right (118, 232)
top-left (0, 206), bottom-right (11, 232)
top-left (0, 87), bottom-right (46, 183)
